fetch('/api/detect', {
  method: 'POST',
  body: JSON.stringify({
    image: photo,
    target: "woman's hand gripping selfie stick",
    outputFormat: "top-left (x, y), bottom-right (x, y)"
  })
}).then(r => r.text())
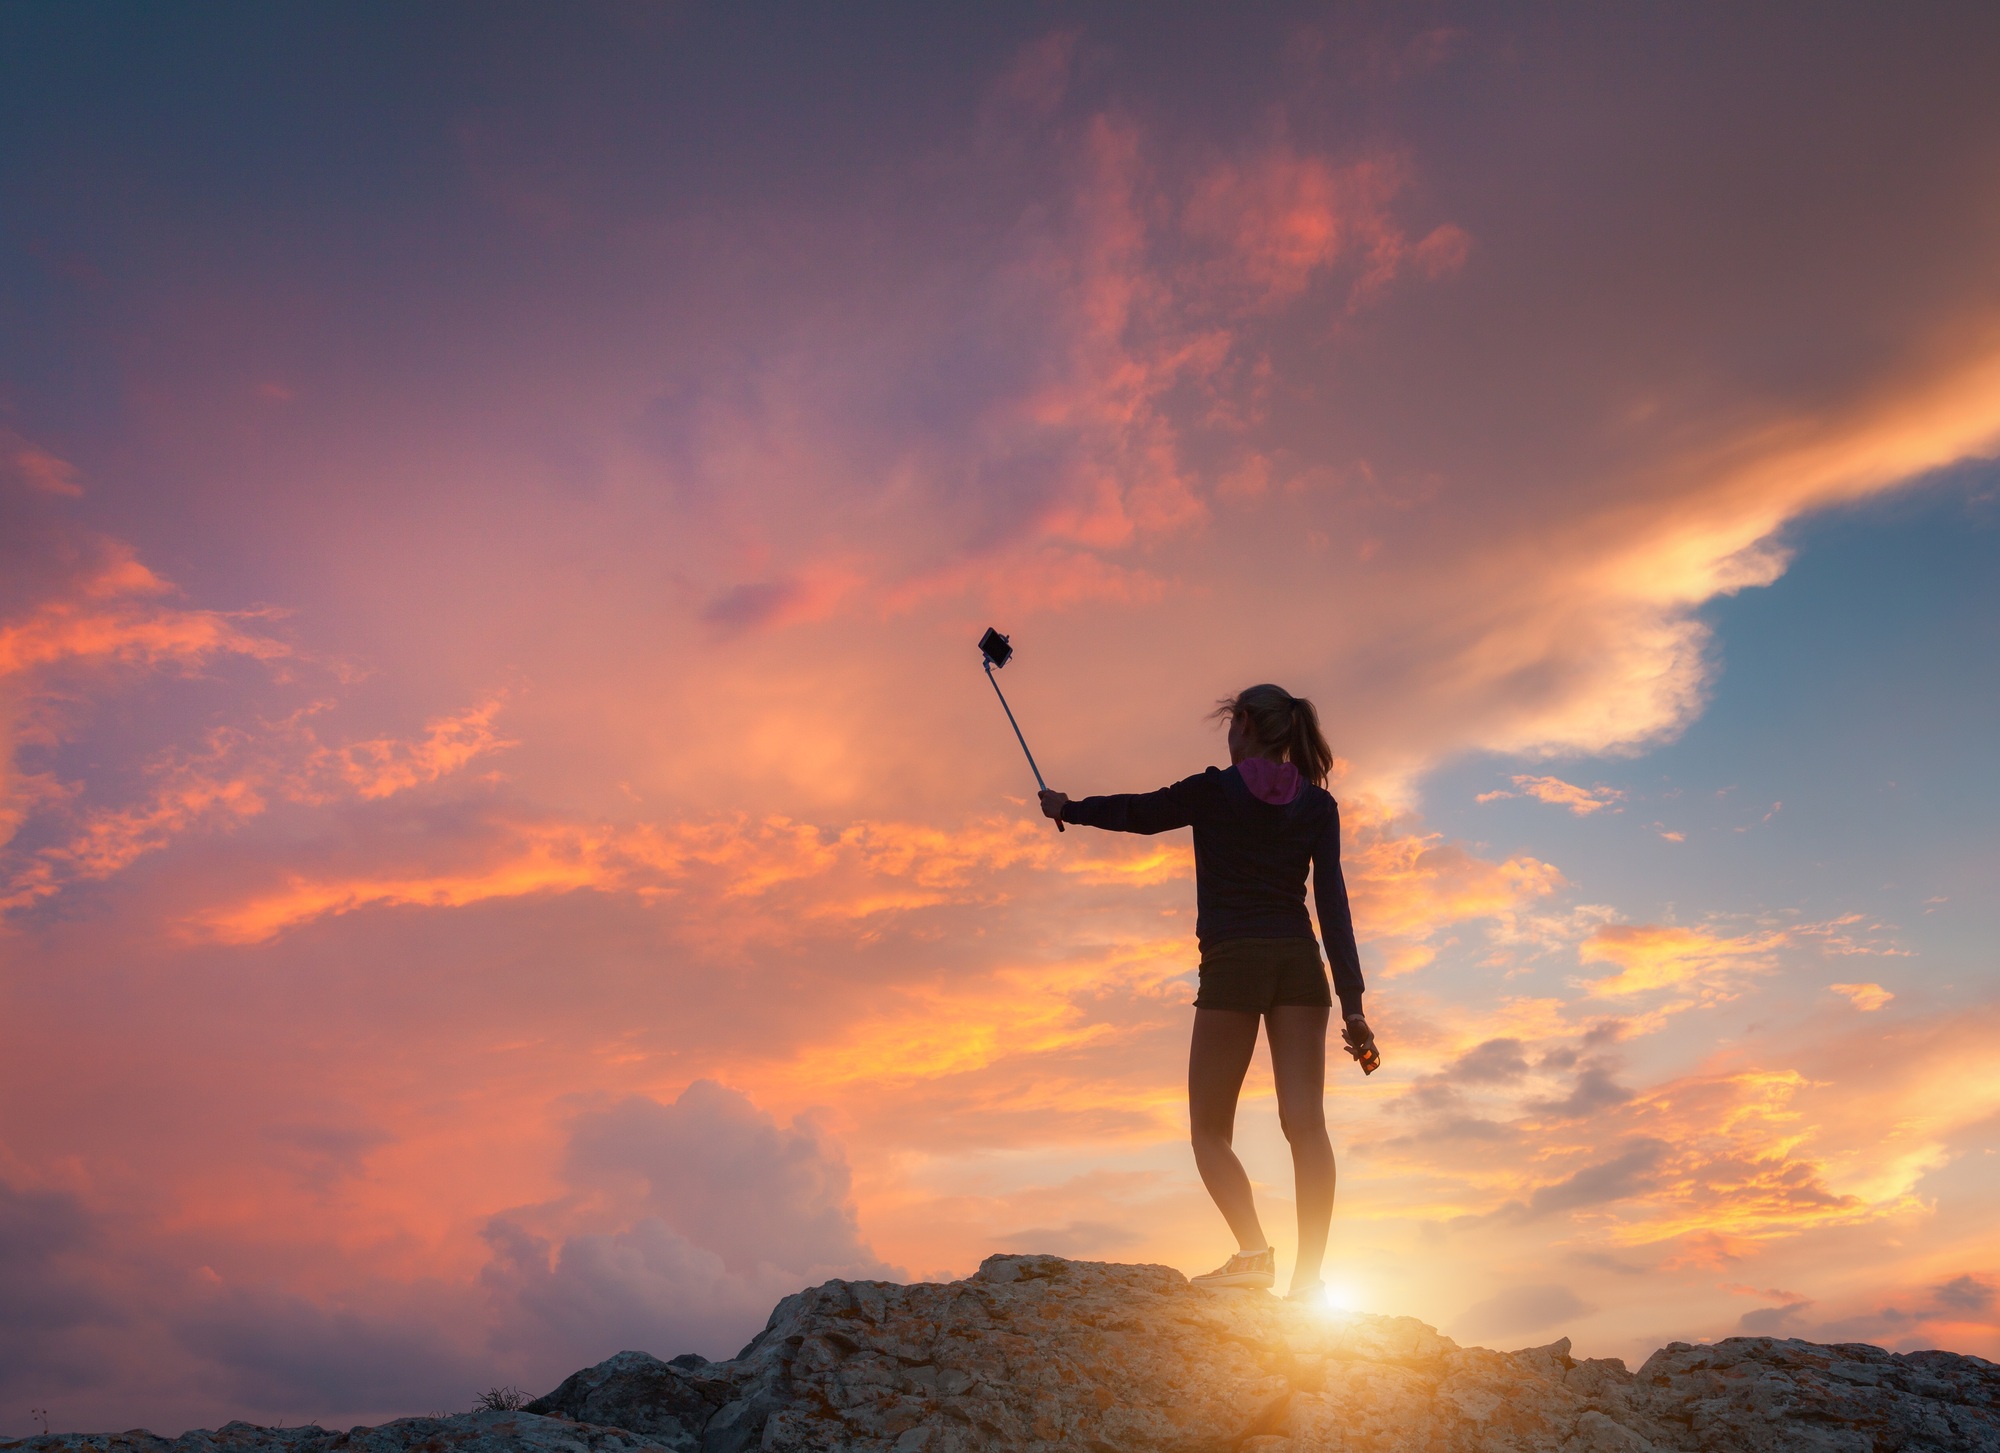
top-left (978, 628), bottom-right (1063, 832)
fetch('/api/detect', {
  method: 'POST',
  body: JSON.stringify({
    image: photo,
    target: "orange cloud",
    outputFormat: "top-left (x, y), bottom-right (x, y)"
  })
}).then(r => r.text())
top-left (1603, 1070), bottom-right (1875, 1246)
top-left (0, 548), bottom-right (285, 680)
top-left (1480, 775), bottom-right (1626, 815)
top-left (1298, 998), bottom-right (2000, 1359)
top-left (1343, 793), bottom-right (1563, 971)
top-left (1829, 982), bottom-right (1894, 1011)
top-left (187, 822), bottom-right (628, 944)
top-left (1792, 913), bottom-right (1912, 959)
top-left (178, 787), bottom-right (1557, 992)
top-left (3, 699), bottom-right (516, 916)
top-left (1578, 922), bottom-right (1783, 999)
top-left (771, 938), bottom-right (1188, 1104)
top-left (1357, 1028), bottom-right (1963, 1253)
top-left (181, 812), bottom-right (1068, 945)
top-left (33, 747), bottom-right (267, 883)
top-left (1438, 333), bottom-right (2000, 766)
top-left (0, 531), bottom-right (294, 873)
top-left (333, 697), bottom-right (516, 800)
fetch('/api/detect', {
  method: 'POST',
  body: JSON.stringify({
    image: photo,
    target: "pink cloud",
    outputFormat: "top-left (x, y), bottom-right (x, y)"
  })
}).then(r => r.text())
top-left (4, 433), bottom-right (86, 497)
top-left (0, 523), bottom-right (294, 866)
top-left (1181, 147), bottom-right (1468, 315)
top-left (3, 691), bottom-right (515, 918)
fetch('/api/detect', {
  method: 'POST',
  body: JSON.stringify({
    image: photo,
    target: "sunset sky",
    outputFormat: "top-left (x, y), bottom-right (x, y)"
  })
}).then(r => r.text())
top-left (5, 3), bottom-right (2000, 1435)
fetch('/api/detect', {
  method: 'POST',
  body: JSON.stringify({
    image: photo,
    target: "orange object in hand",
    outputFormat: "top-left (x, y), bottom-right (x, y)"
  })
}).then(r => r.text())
top-left (1343, 1014), bottom-right (1380, 1075)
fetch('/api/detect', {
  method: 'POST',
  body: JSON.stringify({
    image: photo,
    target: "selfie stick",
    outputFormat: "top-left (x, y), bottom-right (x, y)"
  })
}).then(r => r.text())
top-left (978, 628), bottom-right (1063, 832)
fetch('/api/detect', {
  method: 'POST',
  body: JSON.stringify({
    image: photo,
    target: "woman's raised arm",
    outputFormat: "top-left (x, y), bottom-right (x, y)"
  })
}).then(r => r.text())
top-left (1044, 773), bottom-right (1208, 834)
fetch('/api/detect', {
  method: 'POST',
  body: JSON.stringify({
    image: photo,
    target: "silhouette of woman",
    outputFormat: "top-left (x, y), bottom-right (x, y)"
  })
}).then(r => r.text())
top-left (1039, 684), bottom-right (1375, 1303)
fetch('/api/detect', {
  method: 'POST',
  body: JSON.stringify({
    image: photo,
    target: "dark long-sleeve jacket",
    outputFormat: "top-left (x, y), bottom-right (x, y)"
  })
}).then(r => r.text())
top-left (1060, 766), bottom-right (1366, 1017)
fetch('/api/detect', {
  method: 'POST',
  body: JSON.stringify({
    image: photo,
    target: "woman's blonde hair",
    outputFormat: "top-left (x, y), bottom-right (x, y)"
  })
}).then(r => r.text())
top-left (1211, 684), bottom-right (1335, 787)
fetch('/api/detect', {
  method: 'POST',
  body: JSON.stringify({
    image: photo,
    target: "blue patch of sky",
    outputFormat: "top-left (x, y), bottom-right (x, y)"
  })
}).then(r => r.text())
top-left (1419, 463), bottom-right (2000, 1011)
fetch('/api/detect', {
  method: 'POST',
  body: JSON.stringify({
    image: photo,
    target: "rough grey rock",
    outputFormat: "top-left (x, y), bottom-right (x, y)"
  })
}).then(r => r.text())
top-left (524, 1350), bottom-right (733, 1450)
top-left (526, 1254), bottom-right (1999, 1453)
top-left (1632, 1337), bottom-right (2000, 1451)
top-left (13, 1256), bottom-right (1998, 1453)
top-left (4, 1410), bottom-right (678, 1453)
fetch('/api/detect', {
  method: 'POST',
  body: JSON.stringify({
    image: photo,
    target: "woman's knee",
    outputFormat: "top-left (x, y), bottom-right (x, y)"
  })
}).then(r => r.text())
top-left (1189, 1118), bottom-right (1235, 1149)
top-left (1277, 1107), bottom-right (1328, 1144)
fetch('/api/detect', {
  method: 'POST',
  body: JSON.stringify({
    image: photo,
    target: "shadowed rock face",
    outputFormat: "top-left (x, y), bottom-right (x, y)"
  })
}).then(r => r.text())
top-left (523, 1348), bottom-right (734, 1450)
top-left (11, 1255), bottom-right (1999, 1453)
top-left (0, 1411), bottom-right (679, 1453)
top-left (1632, 1338), bottom-right (2000, 1452)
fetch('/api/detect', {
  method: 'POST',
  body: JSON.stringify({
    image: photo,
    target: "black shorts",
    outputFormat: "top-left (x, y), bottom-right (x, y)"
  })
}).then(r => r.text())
top-left (1194, 937), bottom-right (1332, 1013)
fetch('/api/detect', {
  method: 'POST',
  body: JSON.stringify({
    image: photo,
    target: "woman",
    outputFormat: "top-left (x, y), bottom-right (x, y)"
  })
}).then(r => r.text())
top-left (1037, 684), bottom-right (1376, 1303)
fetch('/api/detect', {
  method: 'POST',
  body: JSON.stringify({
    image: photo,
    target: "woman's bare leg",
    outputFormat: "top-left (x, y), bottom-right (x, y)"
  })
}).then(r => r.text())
top-left (1267, 1005), bottom-right (1335, 1293)
top-left (1188, 1008), bottom-right (1267, 1251)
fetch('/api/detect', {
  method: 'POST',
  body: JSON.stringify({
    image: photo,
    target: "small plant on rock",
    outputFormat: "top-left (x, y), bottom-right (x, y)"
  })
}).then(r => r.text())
top-left (474, 1386), bottom-right (530, 1412)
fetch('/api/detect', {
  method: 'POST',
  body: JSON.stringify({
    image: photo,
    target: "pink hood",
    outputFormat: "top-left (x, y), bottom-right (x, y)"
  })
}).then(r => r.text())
top-left (1236, 756), bottom-right (1301, 805)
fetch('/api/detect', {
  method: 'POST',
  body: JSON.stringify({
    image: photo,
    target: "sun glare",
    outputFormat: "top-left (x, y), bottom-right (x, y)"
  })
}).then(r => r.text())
top-left (1296, 1282), bottom-right (1359, 1318)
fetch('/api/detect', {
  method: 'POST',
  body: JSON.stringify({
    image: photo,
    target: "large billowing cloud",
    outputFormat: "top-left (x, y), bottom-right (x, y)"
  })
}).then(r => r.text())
top-left (483, 1082), bottom-right (894, 1374)
top-left (0, 1081), bottom-right (889, 1431)
top-left (3, 5), bottom-right (1999, 1434)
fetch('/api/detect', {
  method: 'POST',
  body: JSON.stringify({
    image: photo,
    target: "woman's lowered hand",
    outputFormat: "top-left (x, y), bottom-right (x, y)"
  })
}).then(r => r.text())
top-left (1342, 1014), bottom-right (1380, 1075)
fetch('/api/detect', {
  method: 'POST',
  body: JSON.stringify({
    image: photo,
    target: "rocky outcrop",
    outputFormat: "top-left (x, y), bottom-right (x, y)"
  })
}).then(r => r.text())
top-left (12, 1255), bottom-right (1999, 1453)
top-left (525, 1349), bottom-right (735, 1450)
top-left (6, 1411), bottom-right (678, 1453)
top-left (1631, 1336), bottom-right (2000, 1452)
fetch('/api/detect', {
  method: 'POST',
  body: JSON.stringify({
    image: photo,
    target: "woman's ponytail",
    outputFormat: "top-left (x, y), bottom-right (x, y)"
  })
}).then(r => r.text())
top-left (1211, 683), bottom-right (1335, 787)
top-left (1285, 695), bottom-right (1333, 786)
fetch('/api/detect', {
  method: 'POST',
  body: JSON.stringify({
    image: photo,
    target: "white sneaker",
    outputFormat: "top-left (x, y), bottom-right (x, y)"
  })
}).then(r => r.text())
top-left (1191, 1247), bottom-right (1275, 1290)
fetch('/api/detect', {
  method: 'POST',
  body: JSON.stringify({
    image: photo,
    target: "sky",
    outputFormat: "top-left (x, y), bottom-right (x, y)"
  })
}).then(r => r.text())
top-left (4, 1), bottom-right (2000, 1434)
